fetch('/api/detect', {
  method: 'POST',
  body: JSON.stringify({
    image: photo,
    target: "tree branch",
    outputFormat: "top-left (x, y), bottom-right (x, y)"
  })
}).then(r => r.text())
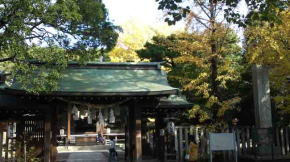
top-left (196, 0), bottom-right (211, 19)
top-left (216, 26), bottom-right (231, 55)
top-left (0, 53), bottom-right (16, 62)
top-left (188, 12), bottom-right (210, 29)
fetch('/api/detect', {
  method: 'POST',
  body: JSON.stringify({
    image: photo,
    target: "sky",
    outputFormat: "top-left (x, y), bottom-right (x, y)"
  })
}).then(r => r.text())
top-left (103, 0), bottom-right (248, 27)
top-left (102, 0), bottom-right (166, 26)
top-left (102, 0), bottom-right (248, 45)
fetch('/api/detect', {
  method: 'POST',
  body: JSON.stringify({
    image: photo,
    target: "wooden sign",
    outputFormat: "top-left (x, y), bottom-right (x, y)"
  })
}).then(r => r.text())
top-left (209, 133), bottom-right (236, 151)
top-left (209, 133), bottom-right (237, 162)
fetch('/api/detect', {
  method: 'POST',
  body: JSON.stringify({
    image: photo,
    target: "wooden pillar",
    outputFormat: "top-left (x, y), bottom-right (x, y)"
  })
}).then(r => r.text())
top-left (174, 128), bottom-right (178, 160)
top-left (67, 106), bottom-right (71, 142)
top-left (155, 113), bottom-right (165, 162)
top-left (51, 106), bottom-right (58, 162)
top-left (178, 128), bottom-right (183, 161)
top-left (128, 100), bottom-right (142, 162)
top-left (5, 129), bottom-right (8, 160)
top-left (0, 123), bottom-right (5, 161)
top-left (0, 129), bottom-right (3, 160)
top-left (128, 106), bottom-right (134, 162)
top-left (125, 124), bottom-right (128, 161)
top-left (134, 103), bottom-right (142, 162)
top-left (44, 110), bottom-right (52, 162)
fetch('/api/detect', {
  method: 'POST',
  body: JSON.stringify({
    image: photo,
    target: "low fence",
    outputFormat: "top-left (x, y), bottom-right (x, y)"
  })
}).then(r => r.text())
top-left (164, 126), bottom-right (290, 161)
top-left (0, 118), bottom-right (45, 162)
top-left (237, 126), bottom-right (290, 159)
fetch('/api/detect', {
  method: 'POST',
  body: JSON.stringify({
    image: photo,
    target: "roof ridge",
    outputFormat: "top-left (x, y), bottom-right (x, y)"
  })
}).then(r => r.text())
top-left (68, 62), bottom-right (162, 70)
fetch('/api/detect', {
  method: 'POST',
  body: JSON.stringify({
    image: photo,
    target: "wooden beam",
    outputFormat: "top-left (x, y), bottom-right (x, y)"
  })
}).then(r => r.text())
top-left (44, 110), bottom-right (52, 162)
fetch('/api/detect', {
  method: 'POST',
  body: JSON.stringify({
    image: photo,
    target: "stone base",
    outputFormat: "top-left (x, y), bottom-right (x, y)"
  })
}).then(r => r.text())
top-left (252, 128), bottom-right (273, 156)
top-left (255, 146), bottom-right (273, 156)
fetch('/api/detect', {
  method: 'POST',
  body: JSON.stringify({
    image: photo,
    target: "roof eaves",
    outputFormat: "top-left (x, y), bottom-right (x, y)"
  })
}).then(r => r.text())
top-left (2, 88), bottom-right (179, 97)
top-left (29, 61), bottom-right (163, 70)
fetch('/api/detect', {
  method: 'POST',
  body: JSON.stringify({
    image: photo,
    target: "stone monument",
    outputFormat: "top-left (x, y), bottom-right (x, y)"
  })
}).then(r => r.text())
top-left (252, 64), bottom-right (273, 157)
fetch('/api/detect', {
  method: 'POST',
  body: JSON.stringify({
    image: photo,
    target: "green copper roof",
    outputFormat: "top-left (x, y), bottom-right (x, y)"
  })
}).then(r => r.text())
top-left (3, 62), bottom-right (178, 96)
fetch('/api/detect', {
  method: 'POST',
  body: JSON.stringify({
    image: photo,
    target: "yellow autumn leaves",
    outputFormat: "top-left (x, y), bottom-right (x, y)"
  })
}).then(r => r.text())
top-left (246, 9), bottom-right (290, 115)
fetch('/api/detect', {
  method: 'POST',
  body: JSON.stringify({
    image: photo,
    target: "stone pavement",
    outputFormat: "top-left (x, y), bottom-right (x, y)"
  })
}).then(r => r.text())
top-left (56, 145), bottom-right (125, 162)
top-left (57, 151), bottom-right (112, 162)
top-left (56, 145), bottom-right (162, 162)
top-left (57, 150), bottom-right (160, 162)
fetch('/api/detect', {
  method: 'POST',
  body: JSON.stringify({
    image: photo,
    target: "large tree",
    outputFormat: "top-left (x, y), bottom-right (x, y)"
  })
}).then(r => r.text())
top-left (0, 0), bottom-right (119, 92)
top-left (137, 26), bottom-right (244, 123)
top-left (156, 0), bottom-right (289, 125)
top-left (155, 0), bottom-right (242, 123)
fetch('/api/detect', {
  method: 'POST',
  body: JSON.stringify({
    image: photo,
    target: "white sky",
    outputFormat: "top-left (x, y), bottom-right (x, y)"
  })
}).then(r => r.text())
top-left (103, 0), bottom-right (248, 26)
top-left (103, 0), bottom-right (165, 26)
top-left (103, 0), bottom-right (248, 45)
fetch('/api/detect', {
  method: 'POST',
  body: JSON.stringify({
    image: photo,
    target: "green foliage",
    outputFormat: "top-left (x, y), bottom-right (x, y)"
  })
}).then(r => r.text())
top-left (0, 0), bottom-right (119, 93)
top-left (137, 35), bottom-right (180, 67)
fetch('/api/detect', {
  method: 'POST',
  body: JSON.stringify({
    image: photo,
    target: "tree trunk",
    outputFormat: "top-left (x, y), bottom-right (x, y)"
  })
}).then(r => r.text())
top-left (209, 1), bottom-right (218, 98)
top-left (210, 43), bottom-right (218, 97)
top-left (209, 1), bottom-right (219, 121)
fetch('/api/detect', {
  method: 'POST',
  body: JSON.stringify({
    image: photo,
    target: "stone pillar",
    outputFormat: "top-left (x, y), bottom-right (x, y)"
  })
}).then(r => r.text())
top-left (252, 64), bottom-right (273, 156)
top-left (252, 64), bottom-right (272, 128)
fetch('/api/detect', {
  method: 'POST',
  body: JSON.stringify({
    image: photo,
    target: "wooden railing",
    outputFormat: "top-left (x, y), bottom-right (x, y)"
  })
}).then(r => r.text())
top-left (0, 118), bottom-right (45, 161)
top-left (237, 126), bottom-right (290, 159)
top-left (275, 127), bottom-right (290, 156)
